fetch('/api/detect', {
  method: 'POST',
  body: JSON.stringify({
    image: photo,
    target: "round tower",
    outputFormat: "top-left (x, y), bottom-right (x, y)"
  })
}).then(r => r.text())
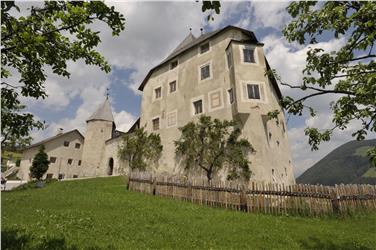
top-left (81, 98), bottom-right (115, 176)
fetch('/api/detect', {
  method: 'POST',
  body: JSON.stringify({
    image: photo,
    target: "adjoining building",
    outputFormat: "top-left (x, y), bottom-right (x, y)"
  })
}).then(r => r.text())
top-left (18, 25), bottom-right (295, 184)
top-left (17, 98), bottom-right (135, 180)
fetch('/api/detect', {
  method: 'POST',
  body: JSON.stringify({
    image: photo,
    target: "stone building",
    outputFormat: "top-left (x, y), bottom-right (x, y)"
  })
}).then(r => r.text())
top-left (18, 25), bottom-right (295, 184)
top-left (17, 98), bottom-right (132, 180)
top-left (138, 25), bottom-right (295, 184)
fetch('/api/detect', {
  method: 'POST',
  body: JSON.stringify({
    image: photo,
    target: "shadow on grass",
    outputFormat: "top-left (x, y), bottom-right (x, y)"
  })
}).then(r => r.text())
top-left (299, 236), bottom-right (372, 250)
top-left (1, 228), bottom-right (113, 250)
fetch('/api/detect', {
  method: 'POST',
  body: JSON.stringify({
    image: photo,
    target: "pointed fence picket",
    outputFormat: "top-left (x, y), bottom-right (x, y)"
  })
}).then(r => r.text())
top-left (127, 172), bottom-right (376, 216)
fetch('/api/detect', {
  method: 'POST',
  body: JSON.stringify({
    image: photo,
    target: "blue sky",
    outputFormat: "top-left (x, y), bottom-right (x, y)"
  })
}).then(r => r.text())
top-left (16, 1), bottom-right (372, 177)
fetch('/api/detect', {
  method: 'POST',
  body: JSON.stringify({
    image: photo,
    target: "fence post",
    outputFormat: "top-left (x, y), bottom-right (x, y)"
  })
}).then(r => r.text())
top-left (152, 177), bottom-right (157, 196)
top-left (331, 188), bottom-right (340, 214)
top-left (187, 181), bottom-right (193, 202)
top-left (240, 185), bottom-right (248, 212)
top-left (126, 175), bottom-right (130, 190)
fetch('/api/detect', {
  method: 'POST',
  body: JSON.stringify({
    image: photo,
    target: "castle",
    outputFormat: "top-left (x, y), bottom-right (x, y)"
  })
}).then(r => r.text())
top-left (18, 25), bottom-right (295, 184)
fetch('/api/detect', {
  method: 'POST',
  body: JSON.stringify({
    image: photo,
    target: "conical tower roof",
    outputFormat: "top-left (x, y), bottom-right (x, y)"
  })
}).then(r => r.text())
top-left (87, 98), bottom-right (114, 122)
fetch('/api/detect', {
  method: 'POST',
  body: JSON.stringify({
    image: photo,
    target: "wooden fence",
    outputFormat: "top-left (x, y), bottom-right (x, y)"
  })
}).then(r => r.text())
top-left (127, 172), bottom-right (376, 216)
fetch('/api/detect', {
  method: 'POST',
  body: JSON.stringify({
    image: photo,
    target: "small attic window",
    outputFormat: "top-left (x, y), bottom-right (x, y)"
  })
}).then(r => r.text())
top-left (63, 141), bottom-right (69, 147)
top-left (200, 43), bottom-right (210, 54)
top-left (170, 60), bottom-right (178, 70)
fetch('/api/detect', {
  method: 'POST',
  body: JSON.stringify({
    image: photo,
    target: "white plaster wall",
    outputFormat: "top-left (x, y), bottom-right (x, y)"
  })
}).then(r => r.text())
top-left (139, 28), bottom-right (295, 185)
top-left (18, 132), bottom-right (84, 181)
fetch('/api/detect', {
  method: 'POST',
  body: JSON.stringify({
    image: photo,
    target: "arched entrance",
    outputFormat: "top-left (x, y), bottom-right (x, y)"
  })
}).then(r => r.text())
top-left (107, 158), bottom-right (114, 176)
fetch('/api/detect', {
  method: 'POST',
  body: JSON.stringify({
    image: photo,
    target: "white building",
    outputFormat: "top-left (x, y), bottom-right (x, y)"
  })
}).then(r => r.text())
top-left (19, 25), bottom-right (295, 184)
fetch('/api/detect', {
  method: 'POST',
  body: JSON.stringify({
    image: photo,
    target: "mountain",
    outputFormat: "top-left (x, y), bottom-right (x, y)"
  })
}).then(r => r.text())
top-left (297, 139), bottom-right (376, 186)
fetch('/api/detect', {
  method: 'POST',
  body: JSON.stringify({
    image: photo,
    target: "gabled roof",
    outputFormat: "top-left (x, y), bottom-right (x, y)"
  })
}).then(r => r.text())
top-left (87, 98), bottom-right (114, 123)
top-left (138, 25), bottom-right (259, 91)
top-left (23, 129), bottom-right (84, 151)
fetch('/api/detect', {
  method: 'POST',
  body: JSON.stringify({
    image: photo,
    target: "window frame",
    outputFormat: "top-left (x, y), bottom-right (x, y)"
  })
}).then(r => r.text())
top-left (240, 81), bottom-right (267, 103)
top-left (63, 141), bottom-right (69, 147)
top-left (227, 88), bottom-right (235, 105)
top-left (75, 143), bottom-right (81, 149)
top-left (168, 80), bottom-right (177, 94)
top-left (50, 157), bottom-right (57, 164)
top-left (198, 42), bottom-right (211, 55)
top-left (67, 159), bottom-right (73, 165)
top-left (198, 61), bottom-right (212, 82)
top-left (170, 60), bottom-right (178, 70)
top-left (240, 45), bottom-right (258, 65)
top-left (208, 88), bottom-right (224, 112)
top-left (247, 84), bottom-right (261, 100)
top-left (191, 95), bottom-right (205, 116)
top-left (166, 110), bottom-right (178, 128)
top-left (153, 85), bottom-right (162, 101)
top-left (151, 116), bottom-right (161, 131)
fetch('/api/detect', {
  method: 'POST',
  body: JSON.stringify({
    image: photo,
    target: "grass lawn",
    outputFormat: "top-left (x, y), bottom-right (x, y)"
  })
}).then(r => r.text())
top-left (2, 177), bottom-right (376, 249)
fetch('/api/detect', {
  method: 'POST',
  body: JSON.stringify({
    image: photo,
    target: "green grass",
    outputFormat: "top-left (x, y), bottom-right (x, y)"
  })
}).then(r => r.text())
top-left (2, 177), bottom-right (376, 249)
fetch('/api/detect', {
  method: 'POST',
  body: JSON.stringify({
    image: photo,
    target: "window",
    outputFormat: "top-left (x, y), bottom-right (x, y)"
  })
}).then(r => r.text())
top-left (200, 64), bottom-right (210, 80)
top-left (200, 43), bottom-right (210, 54)
top-left (67, 159), bottom-right (73, 165)
top-left (169, 81), bottom-right (176, 93)
top-left (75, 143), bottom-right (81, 149)
top-left (247, 84), bottom-right (261, 100)
top-left (154, 87), bottom-right (162, 100)
top-left (46, 173), bottom-right (53, 179)
top-left (228, 88), bottom-right (234, 104)
top-left (73, 175), bottom-right (78, 178)
top-left (58, 173), bottom-right (65, 180)
top-left (50, 157), bottom-right (57, 163)
top-left (243, 48), bottom-right (255, 63)
top-left (166, 110), bottom-right (177, 128)
top-left (78, 160), bottom-right (81, 166)
top-left (152, 117), bottom-right (160, 131)
top-left (63, 141), bottom-right (69, 147)
top-left (226, 50), bottom-right (233, 69)
top-left (170, 60), bottom-right (178, 70)
top-left (193, 100), bottom-right (203, 115)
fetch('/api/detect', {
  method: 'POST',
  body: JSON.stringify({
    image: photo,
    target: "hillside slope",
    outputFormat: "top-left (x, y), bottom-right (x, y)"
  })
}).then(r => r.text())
top-left (2, 177), bottom-right (376, 249)
top-left (297, 139), bottom-right (376, 185)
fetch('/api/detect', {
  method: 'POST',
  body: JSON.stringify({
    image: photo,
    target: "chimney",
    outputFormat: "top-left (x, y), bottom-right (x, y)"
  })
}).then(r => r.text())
top-left (57, 128), bottom-right (63, 135)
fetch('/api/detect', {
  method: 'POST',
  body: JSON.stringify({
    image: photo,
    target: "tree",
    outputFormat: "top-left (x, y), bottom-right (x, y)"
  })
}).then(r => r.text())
top-left (118, 128), bottom-right (163, 172)
top-left (1, 1), bottom-right (125, 147)
top-left (175, 115), bottom-right (255, 182)
top-left (266, 2), bottom-right (376, 166)
top-left (30, 145), bottom-right (50, 181)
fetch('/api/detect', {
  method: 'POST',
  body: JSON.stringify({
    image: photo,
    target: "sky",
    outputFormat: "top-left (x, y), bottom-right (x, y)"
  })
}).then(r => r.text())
top-left (14, 1), bottom-right (374, 177)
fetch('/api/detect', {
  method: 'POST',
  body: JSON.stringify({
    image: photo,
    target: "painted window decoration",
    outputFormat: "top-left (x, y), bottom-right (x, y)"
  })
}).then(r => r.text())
top-left (166, 111), bottom-right (177, 127)
top-left (67, 159), bottom-right (73, 165)
top-left (63, 141), bottom-right (69, 147)
top-left (169, 80), bottom-right (177, 93)
top-left (243, 48), bottom-right (255, 63)
top-left (154, 87), bottom-right (162, 100)
top-left (50, 157), bottom-right (57, 163)
top-left (152, 117), bottom-right (160, 131)
top-left (193, 100), bottom-right (203, 115)
top-left (200, 43), bottom-right (210, 54)
top-left (209, 90), bottom-right (222, 110)
top-left (247, 84), bottom-right (261, 100)
top-left (228, 88), bottom-right (234, 104)
top-left (200, 64), bottom-right (210, 80)
top-left (75, 143), bottom-right (81, 149)
top-left (170, 60), bottom-right (178, 70)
